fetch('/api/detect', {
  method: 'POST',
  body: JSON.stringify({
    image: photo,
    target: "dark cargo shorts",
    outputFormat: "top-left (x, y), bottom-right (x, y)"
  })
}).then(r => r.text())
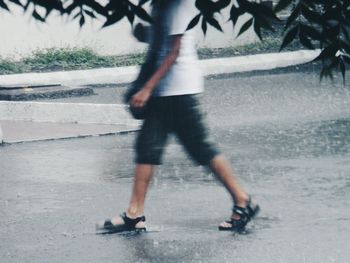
top-left (135, 94), bottom-right (219, 165)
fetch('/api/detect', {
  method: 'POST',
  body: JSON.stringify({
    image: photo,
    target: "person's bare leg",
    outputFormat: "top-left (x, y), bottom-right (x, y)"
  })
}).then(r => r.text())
top-left (127, 164), bottom-right (154, 216)
top-left (210, 155), bottom-right (254, 227)
top-left (210, 155), bottom-right (248, 206)
top-left (110, 164), bottom-right (154, 227)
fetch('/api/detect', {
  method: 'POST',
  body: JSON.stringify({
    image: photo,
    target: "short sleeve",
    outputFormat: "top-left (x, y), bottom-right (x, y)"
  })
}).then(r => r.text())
top-left (168, 0), bottom-right (197, 36)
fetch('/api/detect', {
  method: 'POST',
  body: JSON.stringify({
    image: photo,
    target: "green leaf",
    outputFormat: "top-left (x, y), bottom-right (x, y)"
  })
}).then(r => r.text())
top-left (65, 2), bottom-right (79, 15)
top-left (280, 25), bottom-right (299, 51)
top-left (72, 11), bottom-right (80, 20)
top-left (299, 34), bottom-right (315, 50)
top-left (236, 17), bottom-right (253, 38)
top-left (320, 66), bottom-right (333, 81)
top-left (255, 2), bottom-right (279, 20)
top-left (186, 13), bottom-right (201, 31)
top-left (83, 0), bottom-right (107, 16)
top-left (237, 0), bottom-right (251, 11)
top-left (202, 17), bottom-right (207, 35)
top-left (237, 0), bottom-right (279, 30)
top-left (139, 0), bottom-right (150, 6)
top-left (285, 5), bottom-right (300, 30)
top-left (84, 10), bottom-right (96, 18)
top-left (301, 4), bottom-right (323, 24)
top-left (300, 24), bottom-right (321, 40)
top-left (79, 14), bottom-right (85, 27)
top-left (254, 19), bottom-right (263, 40)
top-left (23, 1), bottom-right (30, 11)
top-left (207, 16), bottom-right (222, 32)
top-left (255, 15), bottom-right (274, 31)
top-left (314, 45), bottom-right (338, 62)
top-left (9, 0), bottom-right (23, 7)
top-left (0, 0), bottom-right (9, 11)
top-left (274, 0), bottom-right (293, 13)
top-left (32, 10), bottom-right (46, 22)
top-left (229, 5), bottom-right (243, 26)
top-left (214, 0), bottom-right (231, 12)
top-left (320, 58), bottom-right (340, 81)
top-left (196, 0), bottom-right (216, 16)
top-left (131, 4), bottom-right (152, 23)
top-left (324, 25), bottom-right (341, 40)
top-left (126, 10), bottom-right (135, 25)
top-left (102, 10), bottom-right (125, 28)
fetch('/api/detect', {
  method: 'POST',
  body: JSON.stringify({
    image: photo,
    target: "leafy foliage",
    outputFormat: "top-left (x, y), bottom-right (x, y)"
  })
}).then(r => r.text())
top-left (1, 0), bottom-right (350, 80)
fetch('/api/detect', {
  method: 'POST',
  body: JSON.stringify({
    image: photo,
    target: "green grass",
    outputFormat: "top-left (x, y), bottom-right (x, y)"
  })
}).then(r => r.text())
top-left (0, 30), bottom-right (298, 76)
top-left (198, 35), bottom-right (283, 59)
top-left (0, 58), bottom-right (27, 74)
top-left (22, 47), bottom-right (146, 72)
top-left (0, 47), bottom-right (146, 75)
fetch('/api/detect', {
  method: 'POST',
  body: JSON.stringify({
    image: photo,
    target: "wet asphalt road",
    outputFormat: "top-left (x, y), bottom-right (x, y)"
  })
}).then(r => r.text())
top-left (1, 67), bottom-right (350, 262)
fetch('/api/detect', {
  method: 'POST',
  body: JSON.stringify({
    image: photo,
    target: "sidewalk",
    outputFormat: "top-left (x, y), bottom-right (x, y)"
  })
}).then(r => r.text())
top-left (0, 120), bottom-right (138, 144)
top-left (0, 101), bottom-right (141, 144)
top-left (0, 50), bottom-right (320, 145)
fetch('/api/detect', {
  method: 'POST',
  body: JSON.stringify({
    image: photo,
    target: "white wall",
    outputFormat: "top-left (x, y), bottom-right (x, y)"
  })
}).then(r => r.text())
top-left (0, 4), bottom-right (257, 59)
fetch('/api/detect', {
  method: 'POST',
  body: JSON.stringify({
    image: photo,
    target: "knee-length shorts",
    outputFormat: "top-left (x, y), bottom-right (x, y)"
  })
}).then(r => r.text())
top-left (135, 95), bottom-right (219, 165)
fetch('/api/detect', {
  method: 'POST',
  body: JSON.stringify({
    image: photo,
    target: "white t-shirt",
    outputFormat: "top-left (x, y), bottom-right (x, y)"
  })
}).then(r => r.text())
top-left (136, 0), bottom-right (203, 97)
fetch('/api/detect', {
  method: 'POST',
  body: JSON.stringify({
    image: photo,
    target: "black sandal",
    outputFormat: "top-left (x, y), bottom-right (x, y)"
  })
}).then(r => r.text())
top-left (97, 212), bottom-right (146, 233)
top-left (219, 196), bottom-right (260, 232)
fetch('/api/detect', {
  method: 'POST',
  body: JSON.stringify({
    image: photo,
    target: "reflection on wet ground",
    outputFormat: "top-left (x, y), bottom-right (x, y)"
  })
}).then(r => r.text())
top-left (1, 68), bottom-right (350, 262)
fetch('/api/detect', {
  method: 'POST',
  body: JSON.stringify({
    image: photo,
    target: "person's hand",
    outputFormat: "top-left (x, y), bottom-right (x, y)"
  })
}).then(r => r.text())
top-left (133, 23), bottom-right (149, 43)
top-left (130, 88), bottom-right (152, 109)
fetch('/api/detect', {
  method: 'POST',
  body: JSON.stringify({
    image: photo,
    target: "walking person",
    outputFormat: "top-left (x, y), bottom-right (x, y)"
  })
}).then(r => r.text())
top-left (98, 0), bottom-right (259, 233)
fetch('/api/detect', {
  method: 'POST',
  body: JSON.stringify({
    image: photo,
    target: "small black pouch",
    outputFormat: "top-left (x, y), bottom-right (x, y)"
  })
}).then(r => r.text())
top-left (124, 55), bottom-right (157, 120)
top-left (124, 85), bottom-right (151, 120)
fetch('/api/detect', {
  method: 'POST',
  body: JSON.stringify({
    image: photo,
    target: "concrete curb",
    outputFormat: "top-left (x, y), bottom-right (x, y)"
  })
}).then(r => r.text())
top-left (0, 101), bottom-right (140, 126)
top-left (0, 65), bottom-right (139, 87)
top-left (0, 50), bottom-right (320, 87)
top-left (199, 49), bottom-right (320, 75)
top-left (0, 84), bottom-right (94, 101)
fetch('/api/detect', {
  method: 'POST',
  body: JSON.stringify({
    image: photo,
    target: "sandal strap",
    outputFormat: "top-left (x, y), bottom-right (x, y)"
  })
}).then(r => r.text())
top-left (120, 212), bottom-right (146, 227)
top-left (232, 195), bottom-right (258, 220)
top-left (220, 195), bottom-right (259, 231)
top-left (245, 195), bottom-right (260, 220)
top-left (233, 206), bottom-right (249, 219)
top-left (226, 209), bottom-right (248, 230)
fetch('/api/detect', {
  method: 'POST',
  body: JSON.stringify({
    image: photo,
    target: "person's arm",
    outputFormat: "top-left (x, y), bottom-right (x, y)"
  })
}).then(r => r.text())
top-left (130, 34), bottom-right (183, 108)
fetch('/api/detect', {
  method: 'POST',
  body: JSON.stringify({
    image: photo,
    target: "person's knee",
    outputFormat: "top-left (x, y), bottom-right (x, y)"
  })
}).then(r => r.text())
top-left (135, 133), bottom-right (166, 165)
top-left (136, 151), bottom-right (163, 165)
top-left (187, 143), bottom-right (220, 166)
